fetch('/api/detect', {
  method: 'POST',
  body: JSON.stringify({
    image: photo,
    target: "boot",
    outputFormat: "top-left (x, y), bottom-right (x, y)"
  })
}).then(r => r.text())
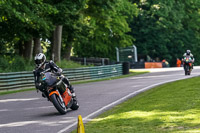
top-left (69, 85), bottom-right (76, 98)
top-left (42, 92), bottom-right (50, 101)
top-left (42, 92), bottom-right (46, 98)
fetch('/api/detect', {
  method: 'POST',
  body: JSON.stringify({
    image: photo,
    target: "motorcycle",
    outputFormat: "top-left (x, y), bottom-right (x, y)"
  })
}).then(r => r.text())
top-left (39, 71), bottom-right (79, 114)
top-left (183, 56), bottom-right (193, 75)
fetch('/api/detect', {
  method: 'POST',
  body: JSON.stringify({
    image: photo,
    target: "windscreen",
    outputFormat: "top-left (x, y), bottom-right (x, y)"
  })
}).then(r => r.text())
top-left (42, 72), bottom-right (58, 87)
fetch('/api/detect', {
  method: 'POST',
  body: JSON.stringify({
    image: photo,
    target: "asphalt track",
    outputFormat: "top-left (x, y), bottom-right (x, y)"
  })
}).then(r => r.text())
top-left (0, 67), bottom-right (200, 133)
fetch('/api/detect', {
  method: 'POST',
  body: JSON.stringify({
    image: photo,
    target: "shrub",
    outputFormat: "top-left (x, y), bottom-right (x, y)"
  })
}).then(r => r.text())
top-left (56, 60), bottom-right (84, 69)
top-left (0, 56), bottom-right (88, 73)
top-left (10, 56), bottom-right (27, 72)
top-left (0, 57), bottom-right (9, 72)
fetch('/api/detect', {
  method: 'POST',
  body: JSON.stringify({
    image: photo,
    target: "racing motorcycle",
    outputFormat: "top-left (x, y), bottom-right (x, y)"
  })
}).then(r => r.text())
top-left (39, 71), bottom-right (79, 114)
top-left (183, 56), bottom-right (193, 75)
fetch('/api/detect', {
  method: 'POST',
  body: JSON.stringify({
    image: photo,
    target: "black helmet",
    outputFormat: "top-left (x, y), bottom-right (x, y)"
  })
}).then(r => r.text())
top-left (186, 50), bottom-right (191, 55)
top-left (34, 53), bottom-right (46, 68)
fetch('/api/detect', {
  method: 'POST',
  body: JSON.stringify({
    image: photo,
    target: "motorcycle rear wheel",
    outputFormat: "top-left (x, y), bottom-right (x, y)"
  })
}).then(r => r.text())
top-left (51, 94), bottom-right (67, 114)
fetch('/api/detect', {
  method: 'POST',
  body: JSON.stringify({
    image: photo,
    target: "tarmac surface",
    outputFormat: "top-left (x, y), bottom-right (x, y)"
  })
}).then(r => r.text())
top-left (0, 66), bottom-right (200, 133)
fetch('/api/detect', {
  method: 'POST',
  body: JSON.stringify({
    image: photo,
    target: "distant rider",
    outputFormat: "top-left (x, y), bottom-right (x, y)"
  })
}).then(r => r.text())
top-left (182, 50), bottom-right (194, 69)
top-left (33, 53), bottom-right (76, 99)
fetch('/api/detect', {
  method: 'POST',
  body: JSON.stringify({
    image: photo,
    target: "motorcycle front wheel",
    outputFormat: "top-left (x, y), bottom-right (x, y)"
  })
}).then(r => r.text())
top-left (51, 94), bottom-right (67, 114)
top-left (185, 65), bottom-right (189, 75)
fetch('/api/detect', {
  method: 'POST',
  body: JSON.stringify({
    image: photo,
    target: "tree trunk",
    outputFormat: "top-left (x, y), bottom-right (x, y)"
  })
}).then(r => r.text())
top-left (64, 43), bottom-right (72, 60)
top-left (24, 39), bottom-right (33, 60)
top-left (63, 34), bottom-right (73, 60)
top-left (33, 38), bottom-right (42, 56)
top-left (52, 25), bottom-right (63, 62)
top-left (18, 40), bottom-right (24, 56)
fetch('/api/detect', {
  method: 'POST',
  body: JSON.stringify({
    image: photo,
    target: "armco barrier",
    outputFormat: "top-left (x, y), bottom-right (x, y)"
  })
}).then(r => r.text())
top-left (0, 64), bottom-right (122, 91)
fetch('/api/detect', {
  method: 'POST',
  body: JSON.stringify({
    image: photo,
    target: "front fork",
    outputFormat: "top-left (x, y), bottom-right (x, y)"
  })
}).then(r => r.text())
top-left (57, 90), bottom-right (64, 104)
top-left (49, 90), bottom-right (64, 103)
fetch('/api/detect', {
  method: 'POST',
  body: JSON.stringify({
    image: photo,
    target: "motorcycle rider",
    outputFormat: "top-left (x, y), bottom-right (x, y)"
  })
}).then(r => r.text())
top-left (182, 49), bottom-right (194, 69)
top-left (33, 53), bottom-right (76, 99)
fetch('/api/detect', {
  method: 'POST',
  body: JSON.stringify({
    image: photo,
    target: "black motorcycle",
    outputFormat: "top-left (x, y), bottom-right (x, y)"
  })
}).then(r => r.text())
top-left (39, 72), bottom-right (79, 114)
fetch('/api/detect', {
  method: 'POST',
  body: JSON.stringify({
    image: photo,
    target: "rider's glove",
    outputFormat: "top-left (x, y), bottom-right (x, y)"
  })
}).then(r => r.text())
top-left (55, 72), bottom-right (61, 76)
top-left (35, 83), bottom-right (42, 90)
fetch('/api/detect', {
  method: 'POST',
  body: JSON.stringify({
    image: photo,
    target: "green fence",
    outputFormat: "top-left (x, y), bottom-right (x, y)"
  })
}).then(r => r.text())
top-left (0, 64), bottom-right (122, 91)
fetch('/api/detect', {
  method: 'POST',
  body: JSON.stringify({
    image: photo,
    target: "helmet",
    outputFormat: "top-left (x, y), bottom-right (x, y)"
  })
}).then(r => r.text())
top-left (34, 53), bottom-right (46, 68)
top-left (186, 50), bottom-right (191, 55)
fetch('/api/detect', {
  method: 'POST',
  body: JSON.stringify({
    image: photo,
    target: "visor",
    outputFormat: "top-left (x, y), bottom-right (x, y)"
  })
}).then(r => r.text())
top-left (35, 59), bottom-right (43, 65)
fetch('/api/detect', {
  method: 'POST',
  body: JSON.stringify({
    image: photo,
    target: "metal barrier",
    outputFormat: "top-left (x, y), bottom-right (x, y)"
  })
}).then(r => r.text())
top-left (0, 64), bottom-right (122, 91)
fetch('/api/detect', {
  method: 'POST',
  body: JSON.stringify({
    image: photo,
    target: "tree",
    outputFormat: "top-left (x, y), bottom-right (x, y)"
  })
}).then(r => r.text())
top-left (0, 0), bottom-right (56, 59)
top-left (129, 0), bottom-right (200, 65)
top-left (73, 0), bottom-right (138, 60)
top-left (43, 0), bottom-right (87, 62)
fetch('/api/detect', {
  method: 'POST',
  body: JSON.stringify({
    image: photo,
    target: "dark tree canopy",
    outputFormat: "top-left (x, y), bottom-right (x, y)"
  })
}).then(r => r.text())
top-left (0, 0), bottom-right (200, 66)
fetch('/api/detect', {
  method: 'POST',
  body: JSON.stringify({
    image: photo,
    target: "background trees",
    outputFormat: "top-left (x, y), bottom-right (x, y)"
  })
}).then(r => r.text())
top-left (0, 0), bottom-right (200, 69)
top-left (73, 0), bottom-right (138, 60)
top-left (129, 0), bottom-right (200, 65)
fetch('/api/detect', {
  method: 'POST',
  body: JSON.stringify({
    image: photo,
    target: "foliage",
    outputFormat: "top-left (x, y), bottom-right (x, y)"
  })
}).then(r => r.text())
top-left (73, 0), bottom-right (138, 60)
top-left (72, 77), bottom-right (200, 133)
top-left (56, 60), bottom-right (86, 69)
top-left (129, 0), bottom-right (200, 65)
top-left (0, 0), bottom-right (200, 66)
top-left (0, 0), bottom-right (56, 42)
top-left (0, 56), bottom-right (84, 73)
top-left (0, 56), bottom-right (34, 72)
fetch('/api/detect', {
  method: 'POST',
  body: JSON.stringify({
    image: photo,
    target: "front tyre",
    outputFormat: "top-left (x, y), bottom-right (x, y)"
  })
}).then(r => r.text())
top-left (185, 65), bottom-right (189, 75)
top-left (50, 94), bottom-right (67, 114)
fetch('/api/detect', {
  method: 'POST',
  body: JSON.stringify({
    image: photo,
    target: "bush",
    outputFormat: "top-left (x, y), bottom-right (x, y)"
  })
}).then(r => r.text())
top-left (56, 60), bottom-right (85, 69)
top-left (0, 57), bottom-right (9, 72)
top-left (0, 56), bottom-right (88, 73)
top-left (0, 56), bottom-right (34, 73)
top-left (11, 56), bottom-right (27, 72)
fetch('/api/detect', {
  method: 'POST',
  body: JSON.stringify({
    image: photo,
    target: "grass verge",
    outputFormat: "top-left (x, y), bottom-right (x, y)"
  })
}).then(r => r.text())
top-left (73, 76), bottom-right (200, 133)
top-left (0, 71), bottom-right (149, 96)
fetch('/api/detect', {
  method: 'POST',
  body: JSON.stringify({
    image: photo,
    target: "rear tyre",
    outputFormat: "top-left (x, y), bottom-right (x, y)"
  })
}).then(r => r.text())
top-left (70, 98), bottom-right (79, 110)
top-left (51, 94), bottom-right (67, 114)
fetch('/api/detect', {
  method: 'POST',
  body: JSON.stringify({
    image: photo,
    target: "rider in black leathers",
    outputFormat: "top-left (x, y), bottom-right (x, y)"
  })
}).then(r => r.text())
top-left (33, 53), bottom-right (76, 98)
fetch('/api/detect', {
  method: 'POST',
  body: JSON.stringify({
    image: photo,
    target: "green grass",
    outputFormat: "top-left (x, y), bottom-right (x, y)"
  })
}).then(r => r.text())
top-left (73, 76), bottom-right (200, 133)
top-left (0, 71), bottom-right (148, 95)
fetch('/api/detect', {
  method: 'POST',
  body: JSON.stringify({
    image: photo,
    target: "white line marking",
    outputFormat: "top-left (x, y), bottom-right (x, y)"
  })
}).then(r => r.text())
top-left (58, 76), bottom-right (195, 133)
top-left (24, 106), bottom-right (54, 110)
top-left (0, 109), bottom-right (9, 112)
top-left (131, 85), bottom-right (143, 88)
top-left (0, 121), bottom-right (39, 128)
top-left (130, 74), bottom-right (173, 79)
top-left (0, 98), bottom-right (40, 103)
top-left (129, 73), bottom-right (200, 80)
top-left (0, 119), bottom-right (77, 128)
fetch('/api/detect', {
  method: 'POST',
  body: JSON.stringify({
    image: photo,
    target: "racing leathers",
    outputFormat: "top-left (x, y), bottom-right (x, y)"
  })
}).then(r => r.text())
top-left (183, 53), bottom-right (194, 69)
top-left (33, 60), bottom-right (75, 96)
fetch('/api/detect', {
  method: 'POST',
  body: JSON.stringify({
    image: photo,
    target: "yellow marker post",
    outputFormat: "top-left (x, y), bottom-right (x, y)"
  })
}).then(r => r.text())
top-left (77, 115), bottom-right (85, 133)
